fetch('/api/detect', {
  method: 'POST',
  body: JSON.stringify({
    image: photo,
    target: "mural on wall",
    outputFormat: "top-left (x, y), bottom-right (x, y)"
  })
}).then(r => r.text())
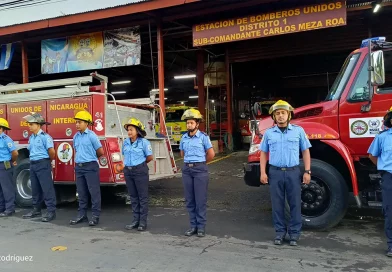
top-left (103, 26), bottom-right (141, 68)
top-left (67, 32), bottom-right (104, 72)
top-left (41, 38), bottom-right (69, 74)
top-left (41, 26), bottom-right (141, 74)
top-left (0, 43), bottom-right (15, 71)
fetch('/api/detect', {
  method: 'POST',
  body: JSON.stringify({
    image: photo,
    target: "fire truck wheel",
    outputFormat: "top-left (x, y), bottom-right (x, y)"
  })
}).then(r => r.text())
top-left (285, 159), bottom-right (349, 231)
top-left (13, 158), bottom-right (33, 208)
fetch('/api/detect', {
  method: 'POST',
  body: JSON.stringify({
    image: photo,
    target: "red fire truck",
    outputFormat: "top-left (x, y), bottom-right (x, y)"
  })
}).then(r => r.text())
top-left (244, 37), bottom-right (390, 230)
top-left (0, 73), bottom-right (177, 207)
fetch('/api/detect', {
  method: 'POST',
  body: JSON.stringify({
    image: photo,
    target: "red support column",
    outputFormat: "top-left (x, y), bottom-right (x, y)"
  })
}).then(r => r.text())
top-left (225, 48), bottom-right (233, 141)
top-left (197, 50), bottom-right (205, 131)
top-left (157, 21), bottom-right (166, 135)
top-left (21, 41), bottom-right (29, 84)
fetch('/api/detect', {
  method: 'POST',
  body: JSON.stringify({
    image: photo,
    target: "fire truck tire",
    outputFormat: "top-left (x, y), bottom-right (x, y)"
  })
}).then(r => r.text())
top-left (285, 159), bottom-right (349, 231)
top-left (13, 158), bottom-right (33, 208)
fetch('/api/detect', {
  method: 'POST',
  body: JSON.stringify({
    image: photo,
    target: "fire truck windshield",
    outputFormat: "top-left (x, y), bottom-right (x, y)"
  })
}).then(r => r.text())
top-left (166, 110), bottom-right (185, 122)
top-left (325, 53), bottom-right (360, 101)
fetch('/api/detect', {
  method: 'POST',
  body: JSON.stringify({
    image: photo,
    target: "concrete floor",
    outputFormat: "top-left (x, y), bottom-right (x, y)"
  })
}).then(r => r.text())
top-left (0, 151), bottom-right (390, 272)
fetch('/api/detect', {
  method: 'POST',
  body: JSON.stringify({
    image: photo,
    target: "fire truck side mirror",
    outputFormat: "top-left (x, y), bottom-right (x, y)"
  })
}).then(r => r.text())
top-left (371, 50), bottom-right (385, 86)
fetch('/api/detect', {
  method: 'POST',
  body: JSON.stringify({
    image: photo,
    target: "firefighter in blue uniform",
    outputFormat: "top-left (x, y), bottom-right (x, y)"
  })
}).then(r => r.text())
top-left (259, 100), bottom-right (311, 246)
top-left (180, 109), bottom-right (215, 237)
top-left (368, 106), bottom-right (392, 257)
top-left (70, 110), bottom-right (104, 227)
top-left (122, 118), bottom-right (153, 232)
top-left (22, 113), bottom-right (57, 222)
top-left (0, 118), bottom-right (18, 217)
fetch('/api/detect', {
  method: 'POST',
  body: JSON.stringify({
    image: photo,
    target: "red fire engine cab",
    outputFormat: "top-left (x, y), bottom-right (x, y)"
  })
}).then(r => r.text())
top-left (244, 37), bottom-right (390, 230)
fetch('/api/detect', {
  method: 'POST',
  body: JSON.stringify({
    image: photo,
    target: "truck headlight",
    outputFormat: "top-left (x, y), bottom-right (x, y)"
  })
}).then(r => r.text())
top-left (111, 153), bottom-right (122, 162)
top-left (249, 144), bottom-right (260, 154)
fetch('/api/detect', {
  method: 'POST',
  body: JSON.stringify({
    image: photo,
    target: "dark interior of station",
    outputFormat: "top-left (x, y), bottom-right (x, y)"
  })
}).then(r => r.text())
top-left (1, 0), bottom-right (392, 149)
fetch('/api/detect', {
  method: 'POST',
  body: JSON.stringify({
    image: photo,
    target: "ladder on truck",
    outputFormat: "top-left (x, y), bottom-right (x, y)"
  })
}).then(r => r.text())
top-left (108, 95), bottom-right (178, 176)
top-left (0, 72), bottom-right (178, 178)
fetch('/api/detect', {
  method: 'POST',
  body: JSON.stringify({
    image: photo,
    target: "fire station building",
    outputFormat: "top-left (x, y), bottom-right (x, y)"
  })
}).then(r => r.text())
top-left (0, 0), bottom-right (391, 150)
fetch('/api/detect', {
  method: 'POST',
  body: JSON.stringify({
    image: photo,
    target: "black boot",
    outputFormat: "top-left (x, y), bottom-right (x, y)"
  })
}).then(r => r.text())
top-left (125, 221), bottom-right (139, 230)
top-left (197, 229), bottom-right (205, 237)
top-left (185, 228), bottom-right (198, 236)
top-left (69, 215), bottom-right (88, 225)
top-left (22, 208), bottom-right (41, 219)
top-left (89, 216), bottom-right (99, 226)
top-left (0, 210), bottom-right (15, 217)
top-left (138, 222), bottom-right (147, 231)
top-left (42, 211), bottom-right (56, 222)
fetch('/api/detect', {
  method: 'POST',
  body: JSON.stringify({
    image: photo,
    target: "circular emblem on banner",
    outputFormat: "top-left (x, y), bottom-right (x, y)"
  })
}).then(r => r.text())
top-left (351, 120), bottom-right (368, 136)
top-left (66, 128), bottom-right (72, 137)
top-left (23, 130), bottom-right (29, 138)
top-left (57, 142), bottom-right (73, 163)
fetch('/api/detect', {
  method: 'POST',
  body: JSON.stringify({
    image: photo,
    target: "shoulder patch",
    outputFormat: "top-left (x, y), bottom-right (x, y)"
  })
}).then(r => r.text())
top-left (7, 142), bottom-right (13, 148)
top-left (148, 145), bottom-right (152, 151)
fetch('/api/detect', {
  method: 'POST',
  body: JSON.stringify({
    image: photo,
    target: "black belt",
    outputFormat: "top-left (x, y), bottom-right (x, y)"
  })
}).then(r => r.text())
top-left (269, 165), bottom-right (299, 171)
top-left (125, 162), bottom-right (146, 170)
top-left (76, 161), bottom-right (97, 167)
top-left (30, 158), bottom-right (50, 165)
top-left (185, 162), bottom-right (206, 167)
top-left (0, 161), bottom-right (9, 163)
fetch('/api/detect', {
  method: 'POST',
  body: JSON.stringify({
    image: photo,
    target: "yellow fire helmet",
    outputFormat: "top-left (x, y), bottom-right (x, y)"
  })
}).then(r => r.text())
top-left (181, 108), bottom-right (203, 121)
top-left (123, 117), bottom-right (147, 137)
top-left (0, 118), bottom-right (11, 130)
top-left (383, 106), bottom-right (392, 128)
top-left (74, 110), bottom-right (93, 124)
top-left (23, 112), bottom-right (51, 125)
top-left (269, 100), bottom-right (294, 121)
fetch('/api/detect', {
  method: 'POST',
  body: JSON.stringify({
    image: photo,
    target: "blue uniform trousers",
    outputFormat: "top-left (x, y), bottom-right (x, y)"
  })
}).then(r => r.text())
top-left (381, 172), bottom-right (392, 248)
top-left (0, 163), bottom-right (15, 212)
top-left (124, 162), bottom-right (149, 224)
top-left (30, 159), bottom-right (56, 212)
top-left (269, 166), bottom-right (302, 239)
top-left (182, 163), bottom-right (209, 229)
top-left (75, 162), bottom-right (101, 217)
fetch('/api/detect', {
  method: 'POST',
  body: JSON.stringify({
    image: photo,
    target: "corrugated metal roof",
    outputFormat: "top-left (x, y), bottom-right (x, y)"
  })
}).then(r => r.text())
top-left (0, 0), bottom-right (149, 28)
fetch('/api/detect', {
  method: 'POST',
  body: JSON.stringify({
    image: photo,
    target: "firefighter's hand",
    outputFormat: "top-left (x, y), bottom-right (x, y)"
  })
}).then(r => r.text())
top-left (303, 173), bottom-right (311, 184)
top-left (260, 173), bottom-right (268, 184)
top-left (12, 161), bottom-right (17, 166)
top-left (51, 160), bottom-right (55, 168)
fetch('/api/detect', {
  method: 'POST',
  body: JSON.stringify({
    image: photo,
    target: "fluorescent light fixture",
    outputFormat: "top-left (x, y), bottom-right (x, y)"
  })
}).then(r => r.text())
top-left (111, 91), bottom-right (126, 94)
top-left (174, 74), bottom-right (196, 79)
top-left (211, 100), bottom-right (215, 103)
top-left (373, 3), bottom-right (381, 12)
top-left (65, 85), bottom-right (77, 88)
top-left (189, 95), bottom-right (198, 99)
top-left (112, 80), bottom-right (131, 85)
top-left (151, 88), bottom-right (168, 91)
top-left (155, 97), bottom-right (168, 100)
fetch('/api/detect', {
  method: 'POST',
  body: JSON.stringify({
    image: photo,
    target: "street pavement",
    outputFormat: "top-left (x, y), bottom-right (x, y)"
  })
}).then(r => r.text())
top-left (0, 151), bottom-right (390, 272)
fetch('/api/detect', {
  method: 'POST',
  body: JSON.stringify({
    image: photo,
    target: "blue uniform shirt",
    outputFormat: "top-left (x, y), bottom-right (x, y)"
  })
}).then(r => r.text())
top-left (28, 129), bottom-right (54, 161)
top-left (259, 124), bottom-right (311, 167)
top-left (122, 137), bottom-right (153, 167)
top-left (0, 133), bottom-right (16, 161)
top-left (180, 130), bottom-right (213, 163)
top-left (368, 128), bottom-right (392, 173)
top-left (73, 128), bottom-right (102, 163)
